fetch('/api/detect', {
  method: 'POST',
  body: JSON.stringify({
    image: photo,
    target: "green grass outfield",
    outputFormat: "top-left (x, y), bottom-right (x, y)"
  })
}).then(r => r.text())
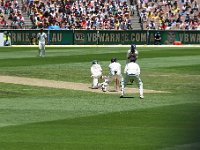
top-left (0, 46), bottom-right (200, 150)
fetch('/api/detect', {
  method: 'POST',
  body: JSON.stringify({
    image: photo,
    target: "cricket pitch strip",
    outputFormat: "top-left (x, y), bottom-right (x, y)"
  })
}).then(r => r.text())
top-left (0, 75), bottom-right (168, 94)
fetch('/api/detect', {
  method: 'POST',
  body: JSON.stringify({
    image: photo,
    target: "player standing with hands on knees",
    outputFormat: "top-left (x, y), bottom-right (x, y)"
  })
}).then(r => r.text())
top-left (126, 44), bottom-right (138, 63)
top-left (37, 29), bottom-right (47, 57)
top-left (121, 57), bottom-right (144, 99)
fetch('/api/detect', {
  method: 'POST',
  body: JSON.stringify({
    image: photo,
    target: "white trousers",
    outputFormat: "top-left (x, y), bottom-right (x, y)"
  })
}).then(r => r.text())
top-left (39, 42), bottom-right (45, 57)
top-left (91, 74), bottom-right (102, 88)
top-left (122, 74), bottom-right (144, 97)
top-left (101, 74), bottom-right (122, 91)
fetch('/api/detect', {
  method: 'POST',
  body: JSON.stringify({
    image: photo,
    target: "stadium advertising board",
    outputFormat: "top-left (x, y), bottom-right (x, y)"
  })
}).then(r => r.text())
top-left (178, 31), bottom-right (200, 44)
top-left (2, 30), bottom-right (200, 45)
top-left (98, 30), bottom-right (147, 45)
top-left (148, 30), bottom-right (200, 45)
top-left (7, 30), bottom-right (73, 45)
top-left (74, 30), bottom-right (147, 45)
top-left (7, 30), bottom-right (43, 45)
top-left (148, 31), bottom-right (176, 45)
top-left (49, 30), bottom-right (73, 45)
top-left (74, 30), bottom-right (98, 45)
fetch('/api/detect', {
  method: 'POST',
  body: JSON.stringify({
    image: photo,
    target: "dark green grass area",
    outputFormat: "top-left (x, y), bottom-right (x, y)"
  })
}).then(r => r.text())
top-left (0, 46), bottom-right (200, 150)
top-left (157, 64), bottom-right (200, 74)
top-left (0, 47), bottom-right (199, 67)
top-left (0, 53), bottom-right (120, 67)
top-left (0, 103), bottom-right (200, 150)
top-left (138, 47), bottom-right (200, 58)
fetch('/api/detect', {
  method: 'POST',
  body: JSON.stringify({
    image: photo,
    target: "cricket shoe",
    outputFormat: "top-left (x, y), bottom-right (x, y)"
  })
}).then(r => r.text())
top-left (101, 85), bottom-right (107, 92)
top-left (102, 87), bottom-right (107, 92)
top-left (140, 95), bottom-right (144, 99)
top-left (120, 90), bottom-right (124, 98)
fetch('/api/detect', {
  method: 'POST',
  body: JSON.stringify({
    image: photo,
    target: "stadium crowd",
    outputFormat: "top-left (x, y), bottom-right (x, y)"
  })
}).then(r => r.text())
top-left (0, 0), bottom-right (199, 30)
top-left (1, 0), bottom-right (25, 29)
top-left (138, 0), bottom-right (200, 30)
top-left (26, 0), bottom-right (133, 30)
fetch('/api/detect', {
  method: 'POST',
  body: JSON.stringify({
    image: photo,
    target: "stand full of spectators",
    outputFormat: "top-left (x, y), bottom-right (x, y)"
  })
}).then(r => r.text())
top-left (26, 0), bottom-right (133, 30)
top-left (2, 0), bottom-right (26, 29)
top-left (138, 0), bottom-right (200, 30)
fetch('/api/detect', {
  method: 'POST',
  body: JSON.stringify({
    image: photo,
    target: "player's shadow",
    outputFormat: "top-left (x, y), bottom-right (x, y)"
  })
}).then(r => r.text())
top-left (120, 96), bottom-right (134, 98)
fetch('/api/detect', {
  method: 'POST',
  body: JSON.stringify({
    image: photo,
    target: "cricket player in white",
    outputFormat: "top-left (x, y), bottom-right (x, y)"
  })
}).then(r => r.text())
top-left (90, 60), bottom-right (102, 89)
top-left (101, 58), bottom-right (122, 92)
top-left (126, 44), bottom-right (138, 63)
top-left (121, 57), bottom-right (144, 99)
top-left (37, 29), bottom-right (47, 57)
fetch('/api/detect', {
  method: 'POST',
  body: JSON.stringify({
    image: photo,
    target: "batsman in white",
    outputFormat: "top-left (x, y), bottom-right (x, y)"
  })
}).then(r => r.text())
top-left (90, 60), bottom-right (102, 89)
top-left (37, 28), bottom-right (47, 57)
top-left (121, 57), bottom-right (144, 99)
top-left (101, 58), bottom-right (122, 92)
top-left (126, 44), bottom-right (138, 63)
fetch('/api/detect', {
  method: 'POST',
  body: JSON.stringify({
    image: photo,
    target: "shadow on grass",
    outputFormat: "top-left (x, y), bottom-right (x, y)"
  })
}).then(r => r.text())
top-left (120, 96), bottom-right (134, 98)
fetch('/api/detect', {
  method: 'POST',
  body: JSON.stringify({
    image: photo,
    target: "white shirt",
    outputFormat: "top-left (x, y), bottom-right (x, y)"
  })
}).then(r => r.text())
top-left (37, 32), bottom-right (47, 43)
top-left (124, 62), bottom-right (140, 76)
top-left (108, 62), bottom-right (121, 76)
top-left (91, 64), bottom-right (102, 77)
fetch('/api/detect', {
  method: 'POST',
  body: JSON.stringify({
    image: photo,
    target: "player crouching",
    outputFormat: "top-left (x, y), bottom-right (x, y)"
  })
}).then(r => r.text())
top-left (121, 57), bottom-right (144, 99)
top-left (90, 60), bottom-right (103, 89)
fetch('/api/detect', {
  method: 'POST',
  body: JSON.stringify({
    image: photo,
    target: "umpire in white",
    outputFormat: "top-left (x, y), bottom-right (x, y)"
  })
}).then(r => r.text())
top-left (121, 57), bottom-right (144, 99)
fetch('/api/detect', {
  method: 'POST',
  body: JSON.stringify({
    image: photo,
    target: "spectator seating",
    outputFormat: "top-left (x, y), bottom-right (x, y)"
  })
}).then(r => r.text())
top-left (138, 0), bottom-right (200, 30)
top-left (1, 0), bottom-right (199, 30)
top-left (26, 0), bottom-right (133, 30)
top-left (2, 0), bottom-right (26, 29)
